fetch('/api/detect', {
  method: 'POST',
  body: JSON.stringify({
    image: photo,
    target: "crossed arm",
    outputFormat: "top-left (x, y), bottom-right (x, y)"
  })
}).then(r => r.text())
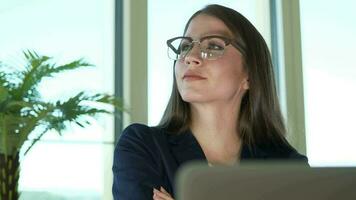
top-left (112, 125), bottom-right (175, 200)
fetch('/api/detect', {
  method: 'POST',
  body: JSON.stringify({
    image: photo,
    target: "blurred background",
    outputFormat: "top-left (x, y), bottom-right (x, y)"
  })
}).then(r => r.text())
top-left (0, 0), bottom-right (355, 199)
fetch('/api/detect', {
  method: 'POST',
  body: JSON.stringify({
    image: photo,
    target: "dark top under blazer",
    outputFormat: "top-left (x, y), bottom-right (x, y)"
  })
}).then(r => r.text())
top-left (112, 123), bottom-right (308, 200)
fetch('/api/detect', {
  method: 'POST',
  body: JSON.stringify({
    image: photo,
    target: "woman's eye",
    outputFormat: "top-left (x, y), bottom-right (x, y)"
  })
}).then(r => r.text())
top-left (180, 43), bottom-right (191, 52)
top-left (207, 43), bottom-right (224, 50)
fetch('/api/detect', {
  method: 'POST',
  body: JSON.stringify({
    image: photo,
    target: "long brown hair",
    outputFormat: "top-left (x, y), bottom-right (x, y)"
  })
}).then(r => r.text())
top-left (159, 4), bottom-right (293, 153)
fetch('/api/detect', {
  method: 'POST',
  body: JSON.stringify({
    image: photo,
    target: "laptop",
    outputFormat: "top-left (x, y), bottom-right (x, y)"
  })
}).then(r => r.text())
top-left (175, 161), bottom-right (356, 200)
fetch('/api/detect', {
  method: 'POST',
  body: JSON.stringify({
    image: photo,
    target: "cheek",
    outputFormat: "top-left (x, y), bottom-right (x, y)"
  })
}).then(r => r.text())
top-left (174, 64), bottom-right (179, 79)
top-left (214, 74), bottom-right (238, 92)
top-left (174, 63), bottom-right (184, 88)
top-left (211, 65), bottom-right (246, 94)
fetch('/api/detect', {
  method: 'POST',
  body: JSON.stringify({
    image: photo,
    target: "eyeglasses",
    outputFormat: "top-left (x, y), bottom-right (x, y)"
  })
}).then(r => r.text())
top-left (166, 35), bottom-right (245, 61)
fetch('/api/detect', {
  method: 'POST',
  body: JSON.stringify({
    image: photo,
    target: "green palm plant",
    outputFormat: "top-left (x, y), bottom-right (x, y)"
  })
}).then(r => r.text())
top-left (0, 50), bottom-right (122, 200)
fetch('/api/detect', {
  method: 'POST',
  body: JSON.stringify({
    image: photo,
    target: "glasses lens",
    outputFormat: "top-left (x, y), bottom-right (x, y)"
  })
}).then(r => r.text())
top-left (200, 37), bottom-right (226, 60)
top-left (167, 36), bottom-right (227, 60)
top-left (168, 38), bottom-right (192, 60)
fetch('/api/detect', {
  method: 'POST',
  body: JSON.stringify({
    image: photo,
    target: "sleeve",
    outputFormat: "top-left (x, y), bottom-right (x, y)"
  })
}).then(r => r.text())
top-left (282, 147), bottom-right (309, 167)
top-left (288, 150), bottom-right (309, 163)
top-left (112, 124), bottom-right (163, 200)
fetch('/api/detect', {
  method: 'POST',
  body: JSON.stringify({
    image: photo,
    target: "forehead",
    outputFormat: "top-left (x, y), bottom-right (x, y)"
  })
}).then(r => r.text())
top-left (184, 14), bottom-right (234, 39)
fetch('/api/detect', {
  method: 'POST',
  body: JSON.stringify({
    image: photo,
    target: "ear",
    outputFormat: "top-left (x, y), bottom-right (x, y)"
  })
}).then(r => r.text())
top-left (242, 78), bottom-right (249, 90)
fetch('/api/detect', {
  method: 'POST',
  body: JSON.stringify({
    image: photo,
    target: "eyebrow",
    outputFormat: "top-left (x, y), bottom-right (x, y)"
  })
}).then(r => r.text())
top-left (186, 30), bottom-right (233, 39)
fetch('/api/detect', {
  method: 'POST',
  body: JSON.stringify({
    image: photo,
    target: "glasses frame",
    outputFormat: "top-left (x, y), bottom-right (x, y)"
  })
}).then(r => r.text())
top-left (166, 35), bottom-right (245, 61)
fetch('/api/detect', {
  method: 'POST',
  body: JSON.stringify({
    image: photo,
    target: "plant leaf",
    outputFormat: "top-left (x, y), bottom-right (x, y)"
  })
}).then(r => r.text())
top-left (13, 50), bottom-right (93, 101)
top-left (1, 50), bottom-right (124, 156)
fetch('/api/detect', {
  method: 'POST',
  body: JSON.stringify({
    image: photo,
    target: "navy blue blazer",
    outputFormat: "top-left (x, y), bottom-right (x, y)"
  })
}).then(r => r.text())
top-left (112, 123), bottom-right (308, 200)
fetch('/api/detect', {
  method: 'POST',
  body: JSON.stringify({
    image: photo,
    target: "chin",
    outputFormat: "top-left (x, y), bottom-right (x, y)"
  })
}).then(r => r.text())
top-left (180, 94), bottom-right (207, 103)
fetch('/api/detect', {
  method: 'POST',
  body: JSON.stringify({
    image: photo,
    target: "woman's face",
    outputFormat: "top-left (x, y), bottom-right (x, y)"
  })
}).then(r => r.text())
top-left (175, 14), bottom-right (249, 105)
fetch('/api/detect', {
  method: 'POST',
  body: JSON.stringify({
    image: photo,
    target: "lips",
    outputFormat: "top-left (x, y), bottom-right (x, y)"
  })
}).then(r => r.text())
top-left (183, 71), bottom-right (206, 80)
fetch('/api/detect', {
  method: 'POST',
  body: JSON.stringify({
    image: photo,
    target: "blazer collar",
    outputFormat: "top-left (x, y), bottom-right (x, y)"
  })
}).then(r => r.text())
top-left (167, 130), bottom-right (269, 165)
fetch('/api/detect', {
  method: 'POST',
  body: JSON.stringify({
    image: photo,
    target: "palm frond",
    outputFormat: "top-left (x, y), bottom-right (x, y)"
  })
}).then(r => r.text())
top-left (13, 50), bottom-right (93, 101)
top-left (0, 69), bottom-right (17, 92)
top-left (51, 58), bottom-right (93, 74)
top-left (1, 50), bottom-right (124, 156)
top-left (83, 93), bottom-right (126, 113)
top-left (0, 70), bottom-right (10, 112)
top-left (23, 126), bottom-right (50, 156)
top-left (21, 92), bottom-right (121, 153)
top-left (0, 71), bottom-right (7, 86)
top-left (16, 104), bottom-right (55, 152)
top-left (0, 85), bottom-right (9, 108)
top-left (13, 51), bottom-right (50, 99)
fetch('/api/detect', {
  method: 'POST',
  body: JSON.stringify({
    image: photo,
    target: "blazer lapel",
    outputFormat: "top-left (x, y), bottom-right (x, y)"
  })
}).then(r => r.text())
top-left (168, 130), bottom-right (207, 166)
top-left (240, 144), bottom-right (268, 160)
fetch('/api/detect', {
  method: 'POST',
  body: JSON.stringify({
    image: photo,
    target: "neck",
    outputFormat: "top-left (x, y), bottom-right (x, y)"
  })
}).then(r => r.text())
top-left (190, 101), bottom-right (242, 165)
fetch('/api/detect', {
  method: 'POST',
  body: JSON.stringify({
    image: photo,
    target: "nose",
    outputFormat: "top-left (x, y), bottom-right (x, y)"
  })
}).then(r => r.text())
top-left (184, 44), bottom-right (202, 66)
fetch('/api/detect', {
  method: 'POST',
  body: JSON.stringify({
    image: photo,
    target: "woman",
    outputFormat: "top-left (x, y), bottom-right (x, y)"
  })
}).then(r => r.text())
top-left (112, 4), bottom-right (307, 200)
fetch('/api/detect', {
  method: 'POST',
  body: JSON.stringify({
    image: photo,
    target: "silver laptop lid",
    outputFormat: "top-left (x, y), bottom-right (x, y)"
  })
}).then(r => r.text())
top-left (176, 161), bottom-right (356, 200)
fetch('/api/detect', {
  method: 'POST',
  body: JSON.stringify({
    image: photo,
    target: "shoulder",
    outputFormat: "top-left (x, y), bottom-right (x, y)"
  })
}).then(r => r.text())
top-left (261, 145), bottom-right (309, 163)
top-left (285, 149), bottom-right (308, 161)
top-left (243, 144), bottom-right (308, 163)
top-left (121, 123), bottom-right (156, 137)
top-left (117, 123), bottom-right (164, 148)
top-left (113, 123), bottom-right (167, 169)
top-left (120, 123), bottom-right (154, 139)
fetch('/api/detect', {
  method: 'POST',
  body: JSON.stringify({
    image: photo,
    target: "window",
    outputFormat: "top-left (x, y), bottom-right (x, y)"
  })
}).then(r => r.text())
top-left (300, 0), bottom-right (356, 166)
top-left (0, 0), bottom-right (115, 199)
